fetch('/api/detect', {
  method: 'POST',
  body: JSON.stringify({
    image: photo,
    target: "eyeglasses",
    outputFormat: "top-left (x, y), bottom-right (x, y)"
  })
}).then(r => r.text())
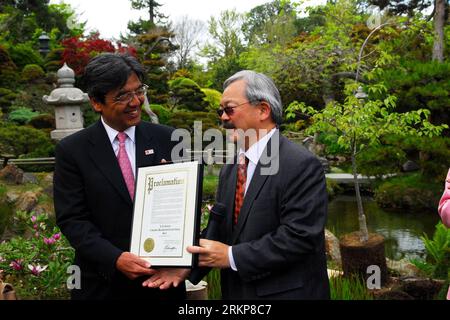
top-left (217, 100), bottom-right (258, 117)
top-left (112, 84), bottom-right (149, 105)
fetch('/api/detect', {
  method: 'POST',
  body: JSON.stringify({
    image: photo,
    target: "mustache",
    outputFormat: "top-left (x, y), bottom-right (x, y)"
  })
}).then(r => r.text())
top-left (222, 122), bottom-right (235, 129)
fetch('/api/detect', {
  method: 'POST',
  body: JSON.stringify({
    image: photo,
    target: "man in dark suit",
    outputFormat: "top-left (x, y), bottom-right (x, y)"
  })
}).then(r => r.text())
top-left (187, 70), bottom-right (330, 299)
top-left (54, 53), bottom-right (187, 300)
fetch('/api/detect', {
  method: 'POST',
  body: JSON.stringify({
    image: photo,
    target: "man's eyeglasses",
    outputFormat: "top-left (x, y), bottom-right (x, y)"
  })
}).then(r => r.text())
top-left (217, 100), bottom-right (258, 117)
top-left (113, 84), bottom-right (149, 105)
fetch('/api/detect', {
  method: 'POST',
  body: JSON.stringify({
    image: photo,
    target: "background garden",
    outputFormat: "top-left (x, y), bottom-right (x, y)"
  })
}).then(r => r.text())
top-left (0, 0), bottom-right (448, 300)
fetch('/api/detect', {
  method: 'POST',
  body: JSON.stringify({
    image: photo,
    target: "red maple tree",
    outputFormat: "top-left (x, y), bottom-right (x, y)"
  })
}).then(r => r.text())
top-left (61, 33), bottom-right (137, 75)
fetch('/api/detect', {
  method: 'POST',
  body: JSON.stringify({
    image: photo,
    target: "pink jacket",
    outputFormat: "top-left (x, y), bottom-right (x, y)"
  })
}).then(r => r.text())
top-left (438, 168), bottom-right (450, 228)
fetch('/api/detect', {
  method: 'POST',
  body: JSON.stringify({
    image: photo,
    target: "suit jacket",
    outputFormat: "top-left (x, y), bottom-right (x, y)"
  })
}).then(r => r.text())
top-left (213, 131), bottom-right (330, 300)
top-left (54, 120), bottom-right (185, 300)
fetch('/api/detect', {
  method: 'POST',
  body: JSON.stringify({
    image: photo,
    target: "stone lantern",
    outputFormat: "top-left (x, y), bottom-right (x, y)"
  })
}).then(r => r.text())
top-left (43, 63), bottom-right (88, 141)
top-left (38, 32), bottom-right (50, 57)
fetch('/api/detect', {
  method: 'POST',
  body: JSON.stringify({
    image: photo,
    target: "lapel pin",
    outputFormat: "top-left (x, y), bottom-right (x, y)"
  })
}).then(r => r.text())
top-left (145, 149), bottom-right (154, 155)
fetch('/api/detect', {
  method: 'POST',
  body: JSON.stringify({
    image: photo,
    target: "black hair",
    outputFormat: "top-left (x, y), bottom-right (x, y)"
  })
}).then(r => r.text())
top-left (83, 53), bottom-right (146, 104)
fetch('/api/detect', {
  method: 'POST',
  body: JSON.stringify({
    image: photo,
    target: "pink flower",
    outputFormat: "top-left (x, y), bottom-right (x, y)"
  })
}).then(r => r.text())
top-left (33, 224), bottom-right (38, 230)
top-left (27, 264), bottom-right (47, 276)
top-left (9, 259), bottom-right (24, 271)
top-left (35, 232), bottom-right (40, 238)
top-left (43, 237), bottom-right (56, 245)
top-left (31, 215), bottom-right (37, 223)
top-left (52, 233), bottom-right (61, 241)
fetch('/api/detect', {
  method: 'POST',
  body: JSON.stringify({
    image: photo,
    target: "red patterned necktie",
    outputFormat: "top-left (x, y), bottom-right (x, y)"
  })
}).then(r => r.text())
top-left (117, 132), bottom-right (135, 200)
top-left (234, 153), bottom-right (248, 225)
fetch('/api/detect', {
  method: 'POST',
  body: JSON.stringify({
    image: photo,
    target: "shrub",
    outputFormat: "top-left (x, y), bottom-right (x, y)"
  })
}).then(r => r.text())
top-left (411, 222), bottom-right (450, 280)
top-left (8, 108), bottom-right (40, 125)
top-left (0, 211), bottom-right (74, 299)
top-left (169, 77), bottom-right (209, 112)
top-left (81, 103), bottom-right (100, 127)
top-left (141, 104), bottom-right (172, 125)
top-left (0, 45), bottom-right (19, 89)
top-left (0, 124), bottom-right (54, 158)
top-left (201, 88), bottom-right (222, 112)
top-left (28, 114), bottom-right (55, 129)
top-left (0, 88), bottom-right (18, 114)
top-left (168, 111), bottom-right (219, 134)
top-left (384, 135), bottom-right (450, 182)
top-left (21, 64), bottom-right (45, 82)
top-left (8, 43), bottom-right (44, 70)
top-left (374, 173), bottom-right (442, 212)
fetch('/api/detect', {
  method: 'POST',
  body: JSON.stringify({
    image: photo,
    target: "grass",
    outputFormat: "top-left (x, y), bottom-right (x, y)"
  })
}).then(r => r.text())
top-left (206, 268), bottom-right (222, 300)
top-left (329, 275), bottom-right (374, 300)
top-left (204, 263), bottom-right (375, 300)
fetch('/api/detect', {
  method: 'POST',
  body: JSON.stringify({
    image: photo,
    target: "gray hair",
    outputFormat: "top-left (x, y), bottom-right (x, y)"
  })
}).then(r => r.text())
top-left (223, 70), bottom-right (283, 126)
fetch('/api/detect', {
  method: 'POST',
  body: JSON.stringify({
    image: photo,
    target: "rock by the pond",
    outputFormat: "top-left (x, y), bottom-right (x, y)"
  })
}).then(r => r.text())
top-left (16, 191), bottom-right (40, 212)
top-left (33, 202), bottom-right (55, 218)
top-left (0, 165), bottom-right (24, 185)
top-left (402, 160), bottom-right (420, 172)
top-left (41, 173), bottom-right (54, 198)
top-left (386, 258), bottom-right (421, 277)
top-left (325, 229), bottom-right (341, 266)
top-left (5, 191), bottom-right (20, 204)
top-left (22, 172), bottom-right (39, 185)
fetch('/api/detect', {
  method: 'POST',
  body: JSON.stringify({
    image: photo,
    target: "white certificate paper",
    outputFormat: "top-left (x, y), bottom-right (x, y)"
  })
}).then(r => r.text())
top-left (130, 161), bottom-right (202, 267)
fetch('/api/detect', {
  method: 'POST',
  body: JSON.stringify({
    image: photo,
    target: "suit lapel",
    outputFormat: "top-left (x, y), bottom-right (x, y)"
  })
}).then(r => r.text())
top-left (135, 122), bottom-right (157, 169)
top-left (224, 164), bottom-right (238, 245)
top-left (232, 130), bottom-right (280, 243)
top-left (88, 121), bottom-right (132, 206)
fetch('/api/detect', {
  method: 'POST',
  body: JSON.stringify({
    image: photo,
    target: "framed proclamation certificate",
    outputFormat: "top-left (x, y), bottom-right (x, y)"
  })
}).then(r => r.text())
top-left (130, 161), bottom-right (203, 267)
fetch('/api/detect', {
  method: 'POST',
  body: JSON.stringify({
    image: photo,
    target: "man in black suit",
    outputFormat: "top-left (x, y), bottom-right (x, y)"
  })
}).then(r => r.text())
top-left (187, 70), bottom-right (330, 299)
top-left (54, 53), bottom-right (187, 299)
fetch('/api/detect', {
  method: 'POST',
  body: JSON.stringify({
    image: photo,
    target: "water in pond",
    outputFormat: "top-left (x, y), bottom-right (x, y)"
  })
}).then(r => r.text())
top-left (327, 195), bottom-right (440, 261)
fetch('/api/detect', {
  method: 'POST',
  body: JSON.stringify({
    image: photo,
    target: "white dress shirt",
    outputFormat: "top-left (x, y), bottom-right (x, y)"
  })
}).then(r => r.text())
top-left (228, 128), bottom-right (277, 271)
top-left (101, 117), bottom-right (136, 177)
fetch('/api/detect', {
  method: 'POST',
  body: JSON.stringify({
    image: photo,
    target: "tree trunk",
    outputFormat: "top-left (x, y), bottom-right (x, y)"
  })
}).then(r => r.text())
top-left (149, 0), bottom-right (155, 25)
top-left (432, 0), bottom-right (445, 62)
top-left (351, 138), bottom-right (369, 242)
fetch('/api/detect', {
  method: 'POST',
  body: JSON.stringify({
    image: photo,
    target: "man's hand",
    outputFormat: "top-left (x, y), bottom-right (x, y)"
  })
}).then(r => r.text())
top-left (142, 268), bottom-right (190, 290)
top-left (187, 239), bottom-right (230, 268)
top-left (116, 252), bottom-right (156, 280)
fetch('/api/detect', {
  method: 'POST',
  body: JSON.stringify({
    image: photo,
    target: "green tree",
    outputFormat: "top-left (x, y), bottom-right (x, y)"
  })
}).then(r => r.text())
top-left (203, 9), bottom-right (244, 60)
top-left (0, 1), bottom-right (83, 44)
top-left (136, 26), bottom-right (178, 104)
top-left (242, 0), bottom-right (299, 46)
top-left (168, 77), bottom-right (208, 112)
top-left (287, 78), bottom-right (447, 242)
top-left (130, 0), bottom-right (166, 25)
top-left (202, 9), bottom-right (246, 90)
